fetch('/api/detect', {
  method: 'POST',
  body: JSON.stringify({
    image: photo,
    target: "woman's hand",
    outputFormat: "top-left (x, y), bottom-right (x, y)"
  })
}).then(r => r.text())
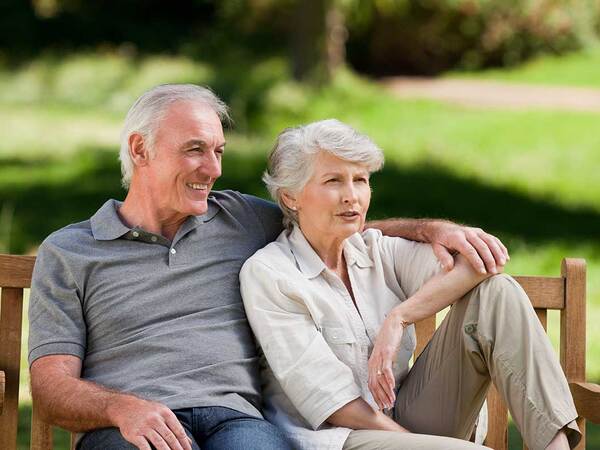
top-left (368, 311), bottom-right (406, 410)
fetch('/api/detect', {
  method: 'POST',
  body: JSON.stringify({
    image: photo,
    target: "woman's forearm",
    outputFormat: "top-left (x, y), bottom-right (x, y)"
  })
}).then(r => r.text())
top-left (392, 255), bottom-right (500, 325)
top-left (327, 398), bottom-right (408, 432)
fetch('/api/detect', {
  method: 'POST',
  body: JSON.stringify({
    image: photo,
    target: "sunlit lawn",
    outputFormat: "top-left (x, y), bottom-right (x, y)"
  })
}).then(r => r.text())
top-left (2, 51), bottom-right (599, 449)
top-left (449, 48), bottom-right (600, 88)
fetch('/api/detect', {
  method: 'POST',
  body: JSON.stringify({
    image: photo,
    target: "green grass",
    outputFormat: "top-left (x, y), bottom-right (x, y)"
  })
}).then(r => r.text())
top-left (448, 48), bottom-right (600, 87)
top-left (3, 51), bottom-right (600, 449)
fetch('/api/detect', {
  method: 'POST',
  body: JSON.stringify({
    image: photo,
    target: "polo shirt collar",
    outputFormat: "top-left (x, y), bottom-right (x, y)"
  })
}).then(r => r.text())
top-left (286, 225), bottom-right (373, 279)
top-left (90, 196), bottom-right (222, 241)
top-left (90, 200), bottom-right (130, 241)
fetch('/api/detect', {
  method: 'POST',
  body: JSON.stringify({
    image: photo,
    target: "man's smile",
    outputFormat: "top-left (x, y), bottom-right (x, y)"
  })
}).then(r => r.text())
top-left (186, 182), bottom-right (209, 190)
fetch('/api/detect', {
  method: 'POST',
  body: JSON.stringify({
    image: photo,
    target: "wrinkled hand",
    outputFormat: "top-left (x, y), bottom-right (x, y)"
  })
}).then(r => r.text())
top-left (426, 222), bottom-right (509, 274)
top-left (368, 313), bottom-right (405, 411)
top-left (110, 396), bottom-right (192, 450)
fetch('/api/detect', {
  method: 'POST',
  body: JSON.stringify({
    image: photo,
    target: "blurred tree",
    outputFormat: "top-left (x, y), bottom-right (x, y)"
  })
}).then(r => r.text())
top-left (289, 0), bottom-right (348, 83)
top-left (1, 0), bottom-right (598, 77)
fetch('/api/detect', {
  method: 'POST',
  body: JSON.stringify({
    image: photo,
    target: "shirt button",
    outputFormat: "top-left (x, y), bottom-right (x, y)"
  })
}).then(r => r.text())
top-left (151, 236), bottom-right (158, 242)
top-left (170, 248), bottom-right (176, 255)
top-left (132, 231), bottom-right (139, 238)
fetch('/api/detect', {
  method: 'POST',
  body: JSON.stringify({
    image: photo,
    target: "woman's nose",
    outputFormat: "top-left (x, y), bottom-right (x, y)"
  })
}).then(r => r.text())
top-left (342, 183), bottom-right (358, 203)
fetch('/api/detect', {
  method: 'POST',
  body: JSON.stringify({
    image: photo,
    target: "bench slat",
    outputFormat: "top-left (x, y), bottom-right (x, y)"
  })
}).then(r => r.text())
top-left (0, 254), bottom-right (35, 288)
top-left (534, 308), bottom-right (547, 331)
top-left (513, 276), bottom-right (564, 309)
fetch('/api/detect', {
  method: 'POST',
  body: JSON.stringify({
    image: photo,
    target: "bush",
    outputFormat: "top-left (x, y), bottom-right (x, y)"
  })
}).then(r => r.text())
top-left (346, 0), bottom-right (600, 75)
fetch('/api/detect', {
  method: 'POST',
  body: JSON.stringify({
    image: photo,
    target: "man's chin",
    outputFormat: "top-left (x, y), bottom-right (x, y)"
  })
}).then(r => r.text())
top-left (184, 200), bottom-right (209, 217)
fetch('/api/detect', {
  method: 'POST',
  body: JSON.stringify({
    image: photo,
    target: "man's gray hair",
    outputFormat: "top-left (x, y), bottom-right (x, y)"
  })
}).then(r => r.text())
top-left (264, 119), bottom-right (384, 229)
top-left (119, 84), bottom-right (230, 188)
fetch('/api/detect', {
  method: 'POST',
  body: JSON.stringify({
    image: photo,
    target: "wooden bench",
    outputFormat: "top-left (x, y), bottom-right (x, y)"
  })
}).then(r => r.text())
top-left (1, 254), bottom-right (599, 450)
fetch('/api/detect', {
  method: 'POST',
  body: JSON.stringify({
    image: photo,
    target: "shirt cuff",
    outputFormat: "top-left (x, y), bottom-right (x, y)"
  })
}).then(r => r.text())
top-left (28, 342), bottom-right (85, 366)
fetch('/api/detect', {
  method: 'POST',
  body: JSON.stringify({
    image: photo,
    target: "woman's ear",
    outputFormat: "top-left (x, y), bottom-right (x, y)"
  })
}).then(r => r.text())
top-left (129, 133), bottom-right (150, 167)
top-left (281, 191), bottom-right (298, 211)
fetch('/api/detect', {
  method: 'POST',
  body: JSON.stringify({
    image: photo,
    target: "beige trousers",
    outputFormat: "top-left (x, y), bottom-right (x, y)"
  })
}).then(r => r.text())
top-left (343, 274), bottom-right (581, 450)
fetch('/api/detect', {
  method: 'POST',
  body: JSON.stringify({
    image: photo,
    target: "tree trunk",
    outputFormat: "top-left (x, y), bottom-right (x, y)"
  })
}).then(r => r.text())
top-left (290, 0), bottom-right (347, 84)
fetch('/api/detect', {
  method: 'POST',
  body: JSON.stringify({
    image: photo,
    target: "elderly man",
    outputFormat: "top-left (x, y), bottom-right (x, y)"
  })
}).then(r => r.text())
top-left (28, 84), bottom-right (507, 450)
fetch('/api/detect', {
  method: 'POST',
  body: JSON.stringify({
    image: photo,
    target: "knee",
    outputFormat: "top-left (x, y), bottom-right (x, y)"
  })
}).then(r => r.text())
top-left (476, 274), bottom-right (528, 306)
top-left (472, 274), bottom-right (535, 325)
top-left (247, 420), bottom-right (291, 449)
top-left (78, 428), bottom-right (137, 450)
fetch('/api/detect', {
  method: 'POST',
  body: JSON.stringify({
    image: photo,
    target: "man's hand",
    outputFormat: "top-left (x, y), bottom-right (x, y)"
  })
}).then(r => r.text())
top-left (424, 221), bottom-right (508, 274)
top-left (108, 396), bottom-right (192, 450)
top-left (30, 355), bottom-right (192, 450)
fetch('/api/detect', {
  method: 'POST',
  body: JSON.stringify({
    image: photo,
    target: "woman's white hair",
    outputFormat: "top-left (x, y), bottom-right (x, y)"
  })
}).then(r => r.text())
top-left (264, 119), bottom-right (384, 229)
top-left (119, 84), bottom-right (230, 188)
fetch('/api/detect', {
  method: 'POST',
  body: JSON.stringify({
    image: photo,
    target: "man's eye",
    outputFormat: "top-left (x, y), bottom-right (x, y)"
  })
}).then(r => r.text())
top-left (356, 177), bottom-right (368, 183)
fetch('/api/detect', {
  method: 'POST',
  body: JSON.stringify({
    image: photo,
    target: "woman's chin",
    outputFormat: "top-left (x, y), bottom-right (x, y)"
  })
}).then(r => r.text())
top-left (334, 222), bottom-right (363, 238)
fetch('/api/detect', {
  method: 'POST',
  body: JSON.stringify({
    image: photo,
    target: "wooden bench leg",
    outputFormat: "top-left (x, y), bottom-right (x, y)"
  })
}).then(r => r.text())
top-left (31, 402), bottom-right (53, 450)
top-left (0, 287), bottom-right (24, 450)
top-left (485, 384), bottom-right (508, 450)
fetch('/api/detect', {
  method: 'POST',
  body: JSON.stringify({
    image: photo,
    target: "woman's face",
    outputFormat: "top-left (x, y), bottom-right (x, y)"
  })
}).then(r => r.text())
top-left (291, 151), bottom-right (371, 242)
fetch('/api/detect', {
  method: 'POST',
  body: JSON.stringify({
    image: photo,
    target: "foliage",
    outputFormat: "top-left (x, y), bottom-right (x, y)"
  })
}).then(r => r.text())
top-left (2, 0), bottom-right (599, 77)
top-left (345, 0), bottom-right (600, 74)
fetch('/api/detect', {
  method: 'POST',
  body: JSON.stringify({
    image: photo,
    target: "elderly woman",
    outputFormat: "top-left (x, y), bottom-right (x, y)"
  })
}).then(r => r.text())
top-left (239, 119), bottom-right (580, 450)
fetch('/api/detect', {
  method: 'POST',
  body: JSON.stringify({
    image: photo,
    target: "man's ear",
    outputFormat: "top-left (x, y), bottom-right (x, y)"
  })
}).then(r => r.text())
top-left (281, 191), bottom-right (297, 211)
top-left (128, 133), bottom-right (150, 166)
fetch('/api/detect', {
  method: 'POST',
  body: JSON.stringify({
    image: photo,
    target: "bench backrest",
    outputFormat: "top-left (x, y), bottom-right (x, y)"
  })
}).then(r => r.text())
top-left (0, 254), bottom-right (587, 450)
top-left (414, 258), bottom-right (587, 450)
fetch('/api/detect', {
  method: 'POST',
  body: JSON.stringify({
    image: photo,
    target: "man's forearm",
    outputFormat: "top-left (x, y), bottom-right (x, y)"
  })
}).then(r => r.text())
top-left (365, 218), bottom-right (449, 242)
top-left (32, 368), bottom-right (131, 432)
top-left (31, 355), bottom-right (191, 449)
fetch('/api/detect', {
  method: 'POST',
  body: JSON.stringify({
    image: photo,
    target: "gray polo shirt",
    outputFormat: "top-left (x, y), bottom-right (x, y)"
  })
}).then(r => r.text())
top-left (28, 190), bottom-right (283, 418)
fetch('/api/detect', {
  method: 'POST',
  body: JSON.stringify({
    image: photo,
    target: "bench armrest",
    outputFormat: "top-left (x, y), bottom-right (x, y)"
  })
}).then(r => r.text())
top-left (0, 370), bottom-right (4, 414)
top-left (570, 381), bottom-right (600, 424)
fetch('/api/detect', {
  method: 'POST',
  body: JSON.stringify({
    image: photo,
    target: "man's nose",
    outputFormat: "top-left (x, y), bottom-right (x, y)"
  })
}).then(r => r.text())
top-left (202, 151), bottom-right (222, 179)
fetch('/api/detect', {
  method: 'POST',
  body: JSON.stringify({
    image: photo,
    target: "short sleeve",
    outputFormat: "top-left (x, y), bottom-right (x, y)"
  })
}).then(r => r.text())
top-left (242, 194), bottom-right (283, 244)
top-left (28, 239), bottom-right (86, 366)
top-left (378, 235), bottom-right (442, 298)
top-left (240, 258), bottom-right (361, 429)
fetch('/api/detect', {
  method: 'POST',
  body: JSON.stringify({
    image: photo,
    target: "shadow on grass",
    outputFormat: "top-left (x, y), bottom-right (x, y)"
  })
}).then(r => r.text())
top-left (16, 403), bottom-right (600, 450)
top-left (1, 148), bottom-right (599, 253)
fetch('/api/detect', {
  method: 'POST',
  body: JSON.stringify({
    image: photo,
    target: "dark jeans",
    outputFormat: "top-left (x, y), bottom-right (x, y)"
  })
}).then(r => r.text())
top-left (78, 406), bottom-right (292, 450)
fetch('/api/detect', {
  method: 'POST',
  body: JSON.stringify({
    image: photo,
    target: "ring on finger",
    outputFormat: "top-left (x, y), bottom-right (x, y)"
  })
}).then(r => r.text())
top-left (376, 369), bottom-right (382, 376)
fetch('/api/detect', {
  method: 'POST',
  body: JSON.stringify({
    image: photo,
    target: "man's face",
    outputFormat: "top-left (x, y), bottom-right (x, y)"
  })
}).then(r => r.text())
top-left (145, 101), bottom-right (225, 219)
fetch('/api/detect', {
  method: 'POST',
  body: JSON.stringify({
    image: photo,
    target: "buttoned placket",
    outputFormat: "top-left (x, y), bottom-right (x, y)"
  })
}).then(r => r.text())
top-left (126, 228), bottom-right (169, 246)
top-left (167, 216), bottom-right (203, 266)
top-left (322, 267), bottom-right (373, 398)
top-left (123, 221), bottom-right (198, 267)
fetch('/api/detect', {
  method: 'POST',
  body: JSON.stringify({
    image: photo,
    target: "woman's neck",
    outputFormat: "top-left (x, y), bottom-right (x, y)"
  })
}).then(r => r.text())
top-left (300, 226), bottom-right (346, 272)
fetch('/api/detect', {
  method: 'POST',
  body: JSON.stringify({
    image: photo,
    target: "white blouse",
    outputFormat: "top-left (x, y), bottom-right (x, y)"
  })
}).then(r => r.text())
top-left (240, 226), bottom-right (441, 450)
